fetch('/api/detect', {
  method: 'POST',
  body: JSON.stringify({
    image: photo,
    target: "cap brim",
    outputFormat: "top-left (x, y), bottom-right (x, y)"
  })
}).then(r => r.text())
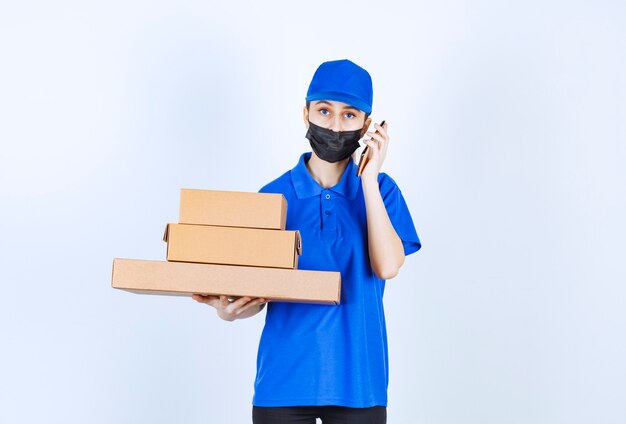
top-left (305, 91), bottom-right (372, 114)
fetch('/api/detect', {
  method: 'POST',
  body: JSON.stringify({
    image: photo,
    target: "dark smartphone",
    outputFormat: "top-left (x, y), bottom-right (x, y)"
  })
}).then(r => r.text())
top-left (357, 120), bottom-right (386, 177)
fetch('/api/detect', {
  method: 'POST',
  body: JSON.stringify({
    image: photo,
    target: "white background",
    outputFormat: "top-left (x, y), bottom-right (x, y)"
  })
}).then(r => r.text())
top-left (1, 1), bottom-right (625, 423)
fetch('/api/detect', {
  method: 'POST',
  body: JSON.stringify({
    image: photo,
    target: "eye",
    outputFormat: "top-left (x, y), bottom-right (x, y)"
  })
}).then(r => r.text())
top-left (319, 108), bottom-right (329, 116)
top-left (344, 112), bottom-right (355, 119)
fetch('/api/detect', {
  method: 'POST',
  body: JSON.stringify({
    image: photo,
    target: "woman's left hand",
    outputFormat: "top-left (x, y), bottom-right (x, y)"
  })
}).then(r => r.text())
top-left (361, 121), bottom-right (389, 181)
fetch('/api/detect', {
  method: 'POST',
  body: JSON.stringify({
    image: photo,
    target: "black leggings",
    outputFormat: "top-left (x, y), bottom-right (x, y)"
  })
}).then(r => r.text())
top-left (252, 405), bottom-right (386, 424)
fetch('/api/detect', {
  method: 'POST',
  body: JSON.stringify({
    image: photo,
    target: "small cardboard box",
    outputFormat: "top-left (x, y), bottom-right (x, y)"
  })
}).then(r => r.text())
top-left (163, 223), bottom-right (302, 269)
top-left (111, 258), bottom-right (341, 305)
top-left (179, 189), bottom-right (287, 230)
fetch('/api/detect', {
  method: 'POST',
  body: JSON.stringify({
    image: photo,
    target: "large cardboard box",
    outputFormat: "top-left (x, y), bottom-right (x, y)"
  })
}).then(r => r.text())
top-left (111, 258), bottom-right (341, 305)
top-left (163, 223), bottom-right (301, 269)
top-left (179, 189), bottom-right (287, 230)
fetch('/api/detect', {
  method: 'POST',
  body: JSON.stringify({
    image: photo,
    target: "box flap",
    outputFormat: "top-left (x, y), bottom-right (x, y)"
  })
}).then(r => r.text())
top-left (295, 230), bottom-right (302, 256)
top-left (111, 258), bottom-right (116, 287)
top-left (163, 223), bottom-right (170, 243)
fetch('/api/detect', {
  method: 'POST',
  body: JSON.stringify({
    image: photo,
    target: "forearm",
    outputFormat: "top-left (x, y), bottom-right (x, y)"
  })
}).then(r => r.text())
top-left (362, 176), bottom-right (405, 280)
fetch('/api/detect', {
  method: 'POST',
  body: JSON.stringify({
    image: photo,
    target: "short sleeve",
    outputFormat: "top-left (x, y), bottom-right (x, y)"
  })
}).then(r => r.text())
top-left (379, 173), bottom-right (422, 256)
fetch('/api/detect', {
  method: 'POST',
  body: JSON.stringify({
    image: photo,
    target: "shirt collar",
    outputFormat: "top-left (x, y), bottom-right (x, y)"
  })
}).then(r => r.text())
top-left (290, 152), bottom-right (361, 200)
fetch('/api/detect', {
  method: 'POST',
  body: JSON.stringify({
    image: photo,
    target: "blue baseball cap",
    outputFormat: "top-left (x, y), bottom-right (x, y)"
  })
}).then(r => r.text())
top-left (305, 59), bottom-right (373, 114)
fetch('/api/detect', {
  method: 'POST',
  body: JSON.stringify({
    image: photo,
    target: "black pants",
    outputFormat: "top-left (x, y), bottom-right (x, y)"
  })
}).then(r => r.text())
top-left (252, 405), bottom-right (386, 424)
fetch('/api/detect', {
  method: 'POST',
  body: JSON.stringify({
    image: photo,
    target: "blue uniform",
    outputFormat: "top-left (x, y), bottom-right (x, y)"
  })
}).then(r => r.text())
top-left (253, 151), bottom-right (421, 408)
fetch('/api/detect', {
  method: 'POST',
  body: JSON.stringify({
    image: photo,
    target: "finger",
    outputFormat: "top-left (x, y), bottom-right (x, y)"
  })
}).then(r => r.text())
top-left (226, 296), bottom-right (253, 314)
top-left (234, 298), bottom-right (267, 315)
top-left (373, 122), bottom-right (388, 139)
top-left (363, 140), bottom-right (380, 164)
top-left (366, 132), bottom-right (386, 144)
top-left (362, 140), bottom-right (376, 157)
top-left (206, 297), bottom-right (222, 308)
top-left (363, 139), bottom-right (380, 155)
top-left (219, 295), bottom-right (230, 309)
top-left (233, 296), bottom-right (253, 307)
top-left (192, 294), bottom-right (215, 303)
top-left (192, 294), bottom-right (222, 309)
top-left (370, 123), bottom-right (388, 141)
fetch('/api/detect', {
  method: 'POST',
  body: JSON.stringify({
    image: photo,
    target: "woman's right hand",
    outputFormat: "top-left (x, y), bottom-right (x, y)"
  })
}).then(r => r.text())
top-left (192, 294), bottom-right (267, 321)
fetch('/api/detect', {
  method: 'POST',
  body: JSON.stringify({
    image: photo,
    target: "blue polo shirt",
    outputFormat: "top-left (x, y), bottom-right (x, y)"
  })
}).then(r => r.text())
top-left (253, 151), bottom-right (421, 408)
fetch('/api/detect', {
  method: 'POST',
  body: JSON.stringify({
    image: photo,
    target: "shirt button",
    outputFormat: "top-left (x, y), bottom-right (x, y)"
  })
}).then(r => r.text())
top-left (325, 210), bottom-right (331, 216)
top-left (325, 194), bottom-right (331, 199)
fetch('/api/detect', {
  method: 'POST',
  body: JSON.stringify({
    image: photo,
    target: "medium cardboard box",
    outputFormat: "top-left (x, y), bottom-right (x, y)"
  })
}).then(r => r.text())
top-left (111, 258), bottom-right (341, 305)
top-left (163, 223), bottom-right (302, 269)
top-left (179, 189), bottom-right (287, 230)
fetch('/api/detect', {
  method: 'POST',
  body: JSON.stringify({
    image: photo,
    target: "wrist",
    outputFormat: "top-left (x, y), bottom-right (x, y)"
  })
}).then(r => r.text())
top-left (361, 174), bottom-right (378, 188)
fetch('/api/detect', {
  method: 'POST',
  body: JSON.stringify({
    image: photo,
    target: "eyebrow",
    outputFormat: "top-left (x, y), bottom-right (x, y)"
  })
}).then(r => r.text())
top-left (313, 100), bottom-right (360, 112)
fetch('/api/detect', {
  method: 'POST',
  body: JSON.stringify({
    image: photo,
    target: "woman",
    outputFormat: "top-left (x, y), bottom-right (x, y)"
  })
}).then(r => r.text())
top-left (193, 59), bottom-right (421, 424)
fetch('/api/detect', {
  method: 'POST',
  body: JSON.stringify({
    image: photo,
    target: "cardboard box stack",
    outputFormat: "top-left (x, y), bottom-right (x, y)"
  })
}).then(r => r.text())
top-left (112, 189), bottom-right (341, 305)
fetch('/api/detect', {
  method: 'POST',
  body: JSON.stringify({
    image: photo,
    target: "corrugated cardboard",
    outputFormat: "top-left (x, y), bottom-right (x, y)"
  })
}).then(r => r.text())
top-left (163, 223), bottom-right (302, 269)
top-left (179, 189), bottom-right (287, 230)
top-left (111, 258), bottom-right (341, 305)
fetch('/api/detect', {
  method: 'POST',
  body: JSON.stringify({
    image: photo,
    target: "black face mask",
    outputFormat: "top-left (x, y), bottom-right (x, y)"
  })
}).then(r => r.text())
top-left (305, 120), bottom-right (365, 163)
